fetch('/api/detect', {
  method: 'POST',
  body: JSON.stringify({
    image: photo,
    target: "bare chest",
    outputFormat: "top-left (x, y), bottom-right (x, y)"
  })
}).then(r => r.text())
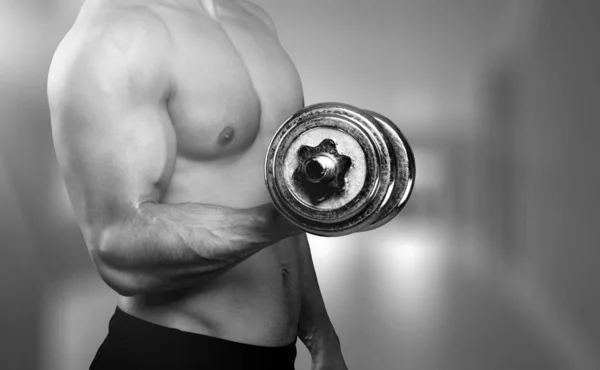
top-left (165, 10), bottom-right (304, 161)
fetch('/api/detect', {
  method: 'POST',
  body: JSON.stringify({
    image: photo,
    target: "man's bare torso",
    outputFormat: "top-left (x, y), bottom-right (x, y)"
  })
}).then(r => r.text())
top-left (53, 0), bottom-right (305, 346)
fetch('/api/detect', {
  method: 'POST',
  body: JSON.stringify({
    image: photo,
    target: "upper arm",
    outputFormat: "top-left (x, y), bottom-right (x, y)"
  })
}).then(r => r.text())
top-left (48, 18), bottom-right (175, 244)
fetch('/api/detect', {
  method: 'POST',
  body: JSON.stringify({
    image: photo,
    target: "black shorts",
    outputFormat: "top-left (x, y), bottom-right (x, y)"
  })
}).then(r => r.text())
top-left (90, 307), bottom-right (297, 370)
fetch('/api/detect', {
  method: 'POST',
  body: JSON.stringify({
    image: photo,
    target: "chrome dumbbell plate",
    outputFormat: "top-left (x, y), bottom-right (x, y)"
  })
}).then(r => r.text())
top-left (265, 102), bottom-right (414, 236)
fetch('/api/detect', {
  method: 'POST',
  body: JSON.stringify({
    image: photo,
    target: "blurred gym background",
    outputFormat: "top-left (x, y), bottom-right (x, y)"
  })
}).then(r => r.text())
top-left (1, 0), bottom-right (599, 369)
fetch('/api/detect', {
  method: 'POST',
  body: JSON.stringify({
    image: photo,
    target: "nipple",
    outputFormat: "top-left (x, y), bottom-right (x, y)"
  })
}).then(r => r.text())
top-left (217, 126), bottom-right (235, 146)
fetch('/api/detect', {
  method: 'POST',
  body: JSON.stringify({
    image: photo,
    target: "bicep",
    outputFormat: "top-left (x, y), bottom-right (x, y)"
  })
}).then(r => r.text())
top-left (49, 40), bottom-right (175, 234)
top-left (57, 101), bottom-right (175, 221)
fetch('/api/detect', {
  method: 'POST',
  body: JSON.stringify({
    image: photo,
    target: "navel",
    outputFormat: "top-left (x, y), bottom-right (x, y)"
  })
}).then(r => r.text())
top-left (217, 126), bottom-right (235, 146)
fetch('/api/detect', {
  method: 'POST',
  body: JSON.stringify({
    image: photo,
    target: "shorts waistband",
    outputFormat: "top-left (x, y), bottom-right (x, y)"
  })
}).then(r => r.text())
top-left (109, 306), bottom-right (297, 357)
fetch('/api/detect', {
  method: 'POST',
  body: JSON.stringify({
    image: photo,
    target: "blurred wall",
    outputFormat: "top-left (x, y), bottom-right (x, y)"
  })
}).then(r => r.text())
top-left (512, 0), bottom-right (600, 357)
top-left (473, 0), bottom-right (600, 362)
top-left (256, 0), bottom-right (506, 125)
top-left (0, 160), bottom-right (43, 370)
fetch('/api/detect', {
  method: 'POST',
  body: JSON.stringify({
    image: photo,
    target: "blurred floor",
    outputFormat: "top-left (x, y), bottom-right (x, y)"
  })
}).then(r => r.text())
top-left (40, 215), bottom-right (589, 370)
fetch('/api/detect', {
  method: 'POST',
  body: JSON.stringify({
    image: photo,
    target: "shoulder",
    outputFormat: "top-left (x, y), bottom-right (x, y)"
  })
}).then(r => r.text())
top-left (49, 7), bottom-right (172, 87)
top-left (48, 6), bottom-right (172, 108)
top-left (240, 1), bottom-right (278, 36)
top-left (97, 5), bottom-right (173, 57)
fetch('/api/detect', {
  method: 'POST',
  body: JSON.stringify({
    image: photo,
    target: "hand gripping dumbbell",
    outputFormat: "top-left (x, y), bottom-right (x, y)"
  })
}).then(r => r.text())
top-left (264, 103), bottom-right (415, 237)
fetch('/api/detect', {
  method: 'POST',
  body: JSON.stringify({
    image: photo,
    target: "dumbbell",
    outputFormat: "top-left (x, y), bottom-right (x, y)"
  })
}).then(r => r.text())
top-left (264, 103), bottom-right (415, 237)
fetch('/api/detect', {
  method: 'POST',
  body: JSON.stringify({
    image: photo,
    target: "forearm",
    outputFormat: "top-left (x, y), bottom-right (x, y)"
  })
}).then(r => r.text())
top-left (297, 235), bottom-right (342, 353)
top-left (298, 289), bottom-right (340, 354)
top-left (90, 201), bottom-right (289, 296)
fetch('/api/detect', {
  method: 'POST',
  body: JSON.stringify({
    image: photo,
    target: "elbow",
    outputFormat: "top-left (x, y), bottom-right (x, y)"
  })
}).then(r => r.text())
top-left (90, 230), bottom-right (145, 297)
top-left (97, 265), bottom-right (143, 297)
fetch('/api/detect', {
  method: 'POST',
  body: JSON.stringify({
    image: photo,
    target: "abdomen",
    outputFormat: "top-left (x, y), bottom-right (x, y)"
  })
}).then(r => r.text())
top-left (121, 237), bottom-right (303, 347)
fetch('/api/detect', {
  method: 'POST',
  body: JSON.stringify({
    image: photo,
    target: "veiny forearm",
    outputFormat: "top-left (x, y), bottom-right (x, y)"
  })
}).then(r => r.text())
top-left (92, 201), bottom-right (288, 296)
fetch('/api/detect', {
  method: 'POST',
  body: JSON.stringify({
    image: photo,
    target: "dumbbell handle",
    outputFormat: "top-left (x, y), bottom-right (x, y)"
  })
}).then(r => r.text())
top-left (302, 153), bottom-right (338, 183)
